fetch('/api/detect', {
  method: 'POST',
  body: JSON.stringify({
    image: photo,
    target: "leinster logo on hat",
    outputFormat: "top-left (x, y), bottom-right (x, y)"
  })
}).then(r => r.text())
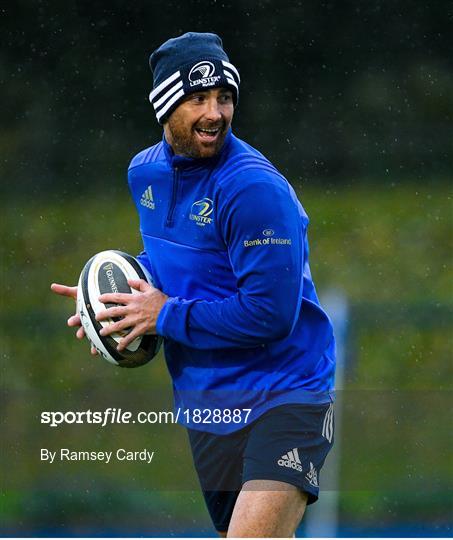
top-left (189, 61), bottom-right (215, 81)
top-left (188, 61), bottom-right (221, 88)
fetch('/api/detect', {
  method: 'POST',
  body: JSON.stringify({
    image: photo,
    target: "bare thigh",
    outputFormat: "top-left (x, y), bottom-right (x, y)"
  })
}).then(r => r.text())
top-left (227, 480), bottom-right (308, 538)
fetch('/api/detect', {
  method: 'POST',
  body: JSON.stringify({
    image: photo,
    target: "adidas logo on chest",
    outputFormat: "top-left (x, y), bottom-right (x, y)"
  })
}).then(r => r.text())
top-left (277, 448), bottom-right (302, 472)
top-left (140, 185), bottom-right (155, 210)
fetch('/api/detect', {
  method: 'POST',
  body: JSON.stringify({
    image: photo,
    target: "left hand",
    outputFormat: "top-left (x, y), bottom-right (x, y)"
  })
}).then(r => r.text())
top-left (96, 279), bottom-right (168, 351)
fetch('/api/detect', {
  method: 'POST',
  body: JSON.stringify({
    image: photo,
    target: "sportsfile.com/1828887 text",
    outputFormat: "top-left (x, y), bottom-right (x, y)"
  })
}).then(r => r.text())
top-left (40, 408), bottom-right (253, 427)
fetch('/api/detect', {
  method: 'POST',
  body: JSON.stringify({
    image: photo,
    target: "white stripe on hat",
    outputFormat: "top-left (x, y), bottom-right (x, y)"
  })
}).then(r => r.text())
top-left (225, 77), bottom-right (238, 93)
top-left (222, 60), bottom-right (240, 82)
top-left (152, 80), bottom-right (184, 108)
top-left (150, 70), bottom-right (181, 101)
top-left (155, 88), bottom-right (185, 121)
top-left (223, 69), bottom-right (235, 80)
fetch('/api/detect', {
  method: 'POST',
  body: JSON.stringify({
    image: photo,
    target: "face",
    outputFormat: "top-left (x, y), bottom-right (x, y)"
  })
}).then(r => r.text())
top-left (163, 87), bottom-right (234, 159)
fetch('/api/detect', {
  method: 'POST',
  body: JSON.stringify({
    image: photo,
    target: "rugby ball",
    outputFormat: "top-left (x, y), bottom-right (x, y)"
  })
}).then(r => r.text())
top-left (76, 250), bottom-right (162, 368)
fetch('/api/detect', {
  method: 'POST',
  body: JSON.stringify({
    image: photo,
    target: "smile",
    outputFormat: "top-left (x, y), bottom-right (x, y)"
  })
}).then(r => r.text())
top-left (195, 127), bottom-right (221, 141)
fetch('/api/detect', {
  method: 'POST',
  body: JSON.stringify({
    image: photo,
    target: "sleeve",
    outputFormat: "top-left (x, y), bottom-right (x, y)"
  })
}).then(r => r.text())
top-left (136, 250), bottom-right (153, 275)
top-left (156, 174), bottom-right (305, 349)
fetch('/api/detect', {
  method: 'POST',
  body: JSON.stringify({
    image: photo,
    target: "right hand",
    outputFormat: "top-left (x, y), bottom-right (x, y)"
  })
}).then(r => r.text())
top-left (50, 283), bottom-right (98, 355)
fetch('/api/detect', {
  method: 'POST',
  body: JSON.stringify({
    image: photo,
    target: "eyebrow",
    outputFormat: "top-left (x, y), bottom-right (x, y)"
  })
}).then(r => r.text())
top-left (217, 91), bottom-right (233, 99)
top-left (185, 89), bottom-right (232, 100)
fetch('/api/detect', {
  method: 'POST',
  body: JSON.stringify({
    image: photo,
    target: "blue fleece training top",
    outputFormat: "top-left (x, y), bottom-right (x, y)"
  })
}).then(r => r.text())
top-left (128, 130), bottom-right (335, 434)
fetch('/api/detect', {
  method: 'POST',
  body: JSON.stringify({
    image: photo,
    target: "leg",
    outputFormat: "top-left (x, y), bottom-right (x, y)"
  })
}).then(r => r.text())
top-left (186, 428), bottom-right (246, 535)
top-left (231, 403), bottom-right (334, 536)
top-left (227, 480), bottom-right (308, 537)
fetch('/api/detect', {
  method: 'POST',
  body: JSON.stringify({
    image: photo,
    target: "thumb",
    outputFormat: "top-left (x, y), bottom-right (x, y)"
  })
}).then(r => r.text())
top-left (128, 278), bottom-right (153, 292)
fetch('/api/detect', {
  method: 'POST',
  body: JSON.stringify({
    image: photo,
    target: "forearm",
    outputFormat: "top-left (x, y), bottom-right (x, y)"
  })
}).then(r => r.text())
top-left (157, 269), bottom-right (302, 349)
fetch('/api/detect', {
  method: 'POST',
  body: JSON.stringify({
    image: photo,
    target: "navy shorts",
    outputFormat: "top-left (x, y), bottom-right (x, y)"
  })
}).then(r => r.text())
top-left (187, 402), bottom-right (334, 532)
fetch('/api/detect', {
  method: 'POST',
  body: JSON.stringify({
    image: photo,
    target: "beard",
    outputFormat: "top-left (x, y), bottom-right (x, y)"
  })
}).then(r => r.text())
top-left (165, 116), bottom-right (229, 159)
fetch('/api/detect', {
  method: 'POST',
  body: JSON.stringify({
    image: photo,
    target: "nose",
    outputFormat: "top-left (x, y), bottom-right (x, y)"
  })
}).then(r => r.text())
top-left (204, 97), bottom-right (222, 122)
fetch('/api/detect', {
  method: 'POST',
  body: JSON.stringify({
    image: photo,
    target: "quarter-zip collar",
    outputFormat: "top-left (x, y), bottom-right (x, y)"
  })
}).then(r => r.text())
top-left (162, 129), bottom-right (233, 171)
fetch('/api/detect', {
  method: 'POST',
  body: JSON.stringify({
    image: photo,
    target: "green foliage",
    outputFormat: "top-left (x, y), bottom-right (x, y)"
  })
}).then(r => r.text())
top-left (305, 183), bottom-right (452, 304)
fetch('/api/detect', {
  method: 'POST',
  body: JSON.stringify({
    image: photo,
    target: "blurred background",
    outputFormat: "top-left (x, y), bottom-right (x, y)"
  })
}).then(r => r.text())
top-left (1, 0), bottom-right (452, 536)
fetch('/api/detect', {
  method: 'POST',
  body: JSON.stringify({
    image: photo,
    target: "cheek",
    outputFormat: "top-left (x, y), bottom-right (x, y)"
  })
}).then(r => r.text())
top-left (223, 106), bottom-right (234, 124)
top-left (180, 119), bottom-right (197, 135)
top-left (169, 118), bottom-right (191, 139)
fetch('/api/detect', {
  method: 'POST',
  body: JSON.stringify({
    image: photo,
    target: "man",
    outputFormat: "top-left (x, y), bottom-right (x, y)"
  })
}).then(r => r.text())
top-left (52, 32), bottom-right (335, 537)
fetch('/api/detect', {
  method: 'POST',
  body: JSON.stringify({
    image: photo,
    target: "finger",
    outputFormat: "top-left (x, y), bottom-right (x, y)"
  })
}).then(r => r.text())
top-left (128, 278), bottom-right (153, 292)
top-left (76, 326), bottom-right (85, 339)
top-left (95, 306), bottom-right (128, 322)
top-left (99, 319), bottom-right (131, 337)
top-left (90, 346), bottom-right (98, 356)
top-left (117, 327), bottom-right (142, 351)
top-left (68, 314), bottom-right (82, 327)
top-left (98, 292), bottom-right (132, 305)
top-left (51, 283), bottom-right (78, 300)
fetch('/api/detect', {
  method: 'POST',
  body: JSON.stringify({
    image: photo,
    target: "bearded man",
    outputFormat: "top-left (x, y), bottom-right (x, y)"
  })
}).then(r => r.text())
top-left (52, 32), bottom-right (335, 537)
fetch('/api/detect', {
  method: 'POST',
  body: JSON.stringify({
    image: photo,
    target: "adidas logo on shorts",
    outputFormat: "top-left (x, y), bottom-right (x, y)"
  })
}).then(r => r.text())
top-left (277, 448), bottom-right (302, 472)
top-left (305, 461), bottom-right (318, 487)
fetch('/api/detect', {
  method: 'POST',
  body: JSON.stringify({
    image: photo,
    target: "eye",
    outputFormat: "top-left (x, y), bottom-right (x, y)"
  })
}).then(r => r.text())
top-left (219, 93), bottom-right (233, 104)
top-left (190, 94), bottom-right (205, 103)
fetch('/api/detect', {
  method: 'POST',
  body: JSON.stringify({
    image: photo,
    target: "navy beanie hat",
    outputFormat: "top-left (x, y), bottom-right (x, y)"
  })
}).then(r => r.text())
top-left (149, 32), bottom-right (240, 124)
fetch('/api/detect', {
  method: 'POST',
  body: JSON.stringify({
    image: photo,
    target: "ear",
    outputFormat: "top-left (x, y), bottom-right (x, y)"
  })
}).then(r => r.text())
top-left (163, 122), bottom-right (172, 145)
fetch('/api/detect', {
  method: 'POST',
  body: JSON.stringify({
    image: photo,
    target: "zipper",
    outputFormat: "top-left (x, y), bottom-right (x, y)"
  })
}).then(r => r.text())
top-left (166, 166), bottom-right (179, 227)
